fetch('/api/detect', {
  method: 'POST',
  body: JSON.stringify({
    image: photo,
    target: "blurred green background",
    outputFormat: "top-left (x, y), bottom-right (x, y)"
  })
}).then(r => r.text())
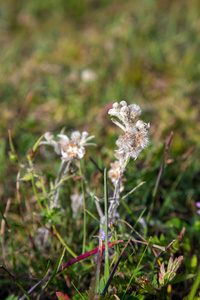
top-left (1, 0), bottom-right (200, 200)
top-left (0, 0), bottom-right (200, 298)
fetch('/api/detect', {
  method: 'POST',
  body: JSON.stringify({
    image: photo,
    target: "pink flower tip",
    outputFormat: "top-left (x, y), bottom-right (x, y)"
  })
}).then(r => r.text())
top-left (56, 291), bottom-right (70, 300)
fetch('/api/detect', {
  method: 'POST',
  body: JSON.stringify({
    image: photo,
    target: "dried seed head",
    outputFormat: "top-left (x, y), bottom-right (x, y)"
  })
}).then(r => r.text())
top-left (108, 160), bottom-right (126, 190)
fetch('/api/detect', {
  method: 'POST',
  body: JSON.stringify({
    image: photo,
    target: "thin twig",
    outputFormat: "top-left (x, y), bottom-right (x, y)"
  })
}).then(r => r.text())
top-left (1, 198), bottom-right (12, 265)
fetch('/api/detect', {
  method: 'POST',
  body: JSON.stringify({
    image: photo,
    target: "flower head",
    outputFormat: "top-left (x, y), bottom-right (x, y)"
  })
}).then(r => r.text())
top-left (40, 131), bottom-right (95, 161)
top-left (108, 101), bottom-right (150, 160)
top-left (108, 101), bottom-right (142, 131)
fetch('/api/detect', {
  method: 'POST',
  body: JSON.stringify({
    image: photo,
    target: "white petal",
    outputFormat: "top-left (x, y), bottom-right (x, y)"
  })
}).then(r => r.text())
top-left (111, 119), bottom-right (126, 131)
top-left (44, 132), bottom-right (54, 142)
top-left (71, 131), bottom-right (81, 141)
top-left (108, 108), bottom-right (120, 116)
top-left (58, 134), bottom-right (69, 143)
top-left (61, 149), bottom-right (69, 159)
top-left (77, 147), bottom-right (85, 159)
top-left (113, 102), bottom-right (120, 110)
top-left (120, 100), bottom-right (127, 107)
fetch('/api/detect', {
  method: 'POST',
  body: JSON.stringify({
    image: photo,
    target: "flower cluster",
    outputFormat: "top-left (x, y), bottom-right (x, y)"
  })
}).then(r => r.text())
top-left (40, 131), bottom-right (95, 161)
top-left (108, 101), bottom-right (150, 161)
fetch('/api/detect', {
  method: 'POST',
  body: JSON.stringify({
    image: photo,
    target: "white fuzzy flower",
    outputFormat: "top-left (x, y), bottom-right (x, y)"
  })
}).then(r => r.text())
top-left (40, 130), bottom-right (95, 161)
top-left (108, 101), bottom-right (150, 160)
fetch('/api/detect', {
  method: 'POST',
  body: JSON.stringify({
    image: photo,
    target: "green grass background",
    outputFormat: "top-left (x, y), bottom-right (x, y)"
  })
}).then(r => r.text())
top-left (0, 0), bottom-right (200, 299)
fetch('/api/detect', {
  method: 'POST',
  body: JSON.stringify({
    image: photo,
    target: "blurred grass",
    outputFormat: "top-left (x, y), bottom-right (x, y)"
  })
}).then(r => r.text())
top-left (0, 0), bottom-right (200, 298)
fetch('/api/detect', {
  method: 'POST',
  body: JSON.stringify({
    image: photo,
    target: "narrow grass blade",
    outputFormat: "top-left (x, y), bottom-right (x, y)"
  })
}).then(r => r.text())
top-left (71, 282), bottom-right (85, 300)
top-left (123, 237), bottom-right (151, 299)
top-left (52, 224), bottom-right (77, 258)
top-left (79, 161), bottom-right (86, 254)
top-left (0, 265), bottom-right (31, 300)
top-left (40, 246), bottom-right (66, 295)
top-left (121, 181), bottom-right (146, 200)
top-left (188, 267), bottom-right (200, 300)
top-left (85, 209), bottom-right (102, 226)
top-left (104, 168), bottom-right (109, 285)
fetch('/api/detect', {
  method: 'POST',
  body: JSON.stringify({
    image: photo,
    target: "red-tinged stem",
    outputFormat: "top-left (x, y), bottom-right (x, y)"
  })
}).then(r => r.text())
top-left (101, 238), bottom-right (131, 296)
top-left (57, 240), bottom-right (125, 274)
top-left (19, 240), bottom-right (126, 300)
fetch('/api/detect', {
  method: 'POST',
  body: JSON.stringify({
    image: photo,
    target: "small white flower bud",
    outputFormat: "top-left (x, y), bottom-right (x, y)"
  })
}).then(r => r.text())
top-left (71, 131), bottom-right (81, 141)
top-left (113, 102), bottom-right (120, 110)
top-left (121, 106), bottom-right (129, 113)
top-left (129, 104), bottom-right (142, 119)
top-left (82, 131), bottom-right (89, 139)
top-left (136, 120), bottom-right (149, 132)
top-left (120, 100), bottom-right (127, 107)
top-left (121, 106), bottom-right (129, 116)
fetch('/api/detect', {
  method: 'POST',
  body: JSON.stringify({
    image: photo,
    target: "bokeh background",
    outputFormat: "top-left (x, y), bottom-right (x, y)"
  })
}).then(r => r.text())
top-left (0, 0), bottom-right (200, 298)
top-left (1, 0), bottom-right (200, 208)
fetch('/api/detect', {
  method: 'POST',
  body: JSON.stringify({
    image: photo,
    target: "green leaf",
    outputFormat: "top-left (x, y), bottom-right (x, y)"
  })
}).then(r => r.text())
top-left (99, 277), bottom-right (105, 294)
top-left (191, 254), bottom-right (198, 269)
top-left (5, 296), bottom-right (19, 300)
top-left (20, 173), bottom-right (33, 182)
top-left (188, 267), bottom-right (200, 300)
top-left (170, 273), bottom-right (196, 285)
top-left (41, 247), bottom-right (66, 294)
top-left (160, 233), bottom-right (165, 242)
top-left (32, 134), bottom-right (44, 152)
top-left (152, 274), bottom-right (159, 289)
top-left (142, 282), bottom-right (158, 295)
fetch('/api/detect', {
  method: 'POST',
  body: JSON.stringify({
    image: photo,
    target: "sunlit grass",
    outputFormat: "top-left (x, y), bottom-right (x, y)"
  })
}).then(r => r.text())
top-left (0, 0), bottom-right (200, 299)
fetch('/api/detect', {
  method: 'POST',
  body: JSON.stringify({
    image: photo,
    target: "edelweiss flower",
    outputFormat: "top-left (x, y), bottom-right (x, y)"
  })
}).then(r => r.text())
top-left (108, 101), bottom-right (150, 160)
top-left (40, 131), bottom-right (95, 161)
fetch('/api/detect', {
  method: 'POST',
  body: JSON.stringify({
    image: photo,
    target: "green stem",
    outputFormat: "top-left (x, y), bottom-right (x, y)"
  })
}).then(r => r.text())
top-left (79, 161), bottom-right (86, 254)
top-left (52, 224), bottom-right (77, 258)
top-left (104, 168), bottom-right (109, 284)
top-left (31, 173), bottom-right (47, 215)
